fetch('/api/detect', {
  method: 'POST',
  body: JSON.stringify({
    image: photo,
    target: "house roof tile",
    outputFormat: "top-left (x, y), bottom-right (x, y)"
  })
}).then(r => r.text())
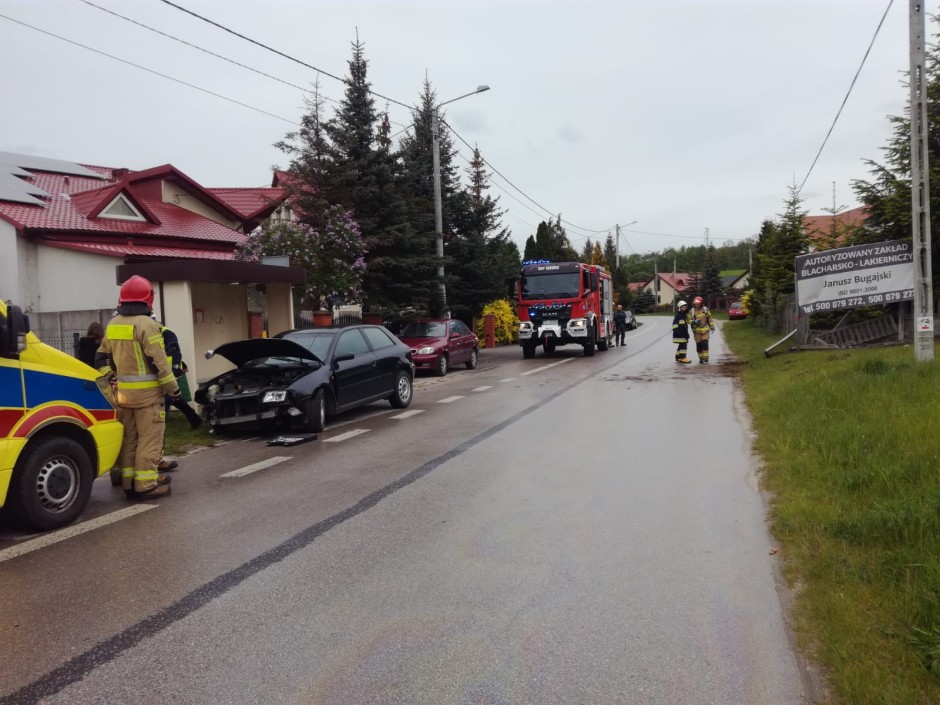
top-left (208, 187), bottom-right (286, 220)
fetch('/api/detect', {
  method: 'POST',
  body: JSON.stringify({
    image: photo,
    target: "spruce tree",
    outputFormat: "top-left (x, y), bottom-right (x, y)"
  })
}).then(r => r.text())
top-left (700, 246), bottom-right (724, 308)
top-left (579, 238), bottom-right (594, 264)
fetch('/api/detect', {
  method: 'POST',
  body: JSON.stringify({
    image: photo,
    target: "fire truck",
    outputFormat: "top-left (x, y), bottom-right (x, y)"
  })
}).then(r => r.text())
top-left (517, 260), bottom-right (614, 358)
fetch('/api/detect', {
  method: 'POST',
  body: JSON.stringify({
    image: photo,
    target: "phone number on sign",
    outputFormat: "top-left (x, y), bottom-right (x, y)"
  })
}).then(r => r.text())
top-left (801, 290), bottom-right (913, 313)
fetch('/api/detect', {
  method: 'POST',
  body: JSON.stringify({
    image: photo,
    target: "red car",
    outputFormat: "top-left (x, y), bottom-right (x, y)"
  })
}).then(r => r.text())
top-left (397, 319), bottom-right (479, 376)
top-left (728, 302), bottom-right (748, 320)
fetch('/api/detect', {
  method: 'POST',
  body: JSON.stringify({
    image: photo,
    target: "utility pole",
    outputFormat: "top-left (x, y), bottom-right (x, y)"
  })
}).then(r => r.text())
top-left (704, 227), bottom-right (709, 247)
top-left (431, 107), bottom-right (446, 316)
top-left (910, 0), bottom-right (934, 361)
top-left (653, 259), bottom-right (658, 305)
top-left (616, 224), bottom-right (621, 269)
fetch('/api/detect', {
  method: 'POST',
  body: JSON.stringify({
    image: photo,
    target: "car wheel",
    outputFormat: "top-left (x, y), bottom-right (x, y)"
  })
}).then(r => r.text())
top-left (466, 348), bottom-right (478, 370)
top-left (306, 389), bottom-right (327, 433)
top-left (522, 342), bottom-right (536, 359)
top-left (9, 437), bottom-right (93, 531)
top-left (389, 370), bottom-right (413, 408)
top-left (436, 354), bottom-right (449, 377)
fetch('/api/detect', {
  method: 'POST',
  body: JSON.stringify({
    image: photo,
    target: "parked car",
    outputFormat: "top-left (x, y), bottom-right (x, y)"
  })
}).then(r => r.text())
top-left (622, 309), bottom-right (638, 330)
top-left (194, 325), bottom-right (414, 433)
top-left (728, 302), bottom-right (748, 320)
top-left (397, 319), bottom-right (479, 376)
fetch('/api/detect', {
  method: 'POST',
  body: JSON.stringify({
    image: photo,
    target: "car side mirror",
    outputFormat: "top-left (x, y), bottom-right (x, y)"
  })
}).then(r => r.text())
top-left (1, 303), bottom-right (30, 356)
top-left (205, 349), bottom-right (215, 360)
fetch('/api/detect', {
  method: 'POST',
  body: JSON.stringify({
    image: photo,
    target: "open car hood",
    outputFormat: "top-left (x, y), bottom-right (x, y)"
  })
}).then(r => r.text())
top-left (209, 338), bottom-right (322, 367)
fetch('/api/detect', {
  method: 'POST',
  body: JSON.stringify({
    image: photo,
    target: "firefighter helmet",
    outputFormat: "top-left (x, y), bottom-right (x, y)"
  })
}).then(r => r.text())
top-left (677, 300), bottom-right (688, 309)
top-left (693, 296), bottom-right (703, 305)
top-left (119, 275), bottom-right (155, 307)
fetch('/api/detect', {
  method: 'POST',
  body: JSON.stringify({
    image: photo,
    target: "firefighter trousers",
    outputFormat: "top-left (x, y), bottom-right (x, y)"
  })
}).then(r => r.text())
top-left (693, 331), bottom-right (710, 362)
top-left (117, 401), bottom-right (166, 493)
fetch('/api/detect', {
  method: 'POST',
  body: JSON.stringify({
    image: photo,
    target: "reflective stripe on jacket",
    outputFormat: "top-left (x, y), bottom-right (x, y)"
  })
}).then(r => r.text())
top-left (99, 314), bottom-right (179, 407)
top-left (690, 306), bottom-right (713, 332)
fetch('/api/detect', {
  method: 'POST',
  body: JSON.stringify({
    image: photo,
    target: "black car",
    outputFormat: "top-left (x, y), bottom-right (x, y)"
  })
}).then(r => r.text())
top-left (624, 310), bottom-right (638, 330)
top-left (194, 325), bottom-right (414, 433)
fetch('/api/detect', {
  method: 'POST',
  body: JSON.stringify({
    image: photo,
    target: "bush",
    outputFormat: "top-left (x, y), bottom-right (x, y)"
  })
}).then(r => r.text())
top-left (475, 299), bottom-right (518, 347)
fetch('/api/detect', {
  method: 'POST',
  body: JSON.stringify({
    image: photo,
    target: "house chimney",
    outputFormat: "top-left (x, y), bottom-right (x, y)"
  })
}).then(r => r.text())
top-left (112, 168), bottom-right (129, 181)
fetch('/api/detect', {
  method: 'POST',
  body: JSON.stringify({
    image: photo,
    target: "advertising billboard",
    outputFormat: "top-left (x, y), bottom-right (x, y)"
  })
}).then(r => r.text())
top-left (795, 240), bottom-right (914, 314)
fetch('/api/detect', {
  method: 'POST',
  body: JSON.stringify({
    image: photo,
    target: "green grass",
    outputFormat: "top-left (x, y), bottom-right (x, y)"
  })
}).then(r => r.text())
top-left (163, 409), bottom-right (215, 456)
top-left (723, 322), bottom-right (940, 704)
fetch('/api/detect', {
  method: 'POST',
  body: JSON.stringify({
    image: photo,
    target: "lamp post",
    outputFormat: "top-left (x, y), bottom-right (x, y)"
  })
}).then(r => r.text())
top-left (432, 84), bottom-right (490, 317)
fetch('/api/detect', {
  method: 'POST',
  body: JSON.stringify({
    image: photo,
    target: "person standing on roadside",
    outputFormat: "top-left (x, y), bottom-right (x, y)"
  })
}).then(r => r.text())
top-left (96, 275), bottom-right (180, 500)
top-left (613, 304), bottom-right (628, 347)
top-left (76, 321), bottom-right (104, 368)
top-left (672, 300), bottom-right (692, 364)
top-left (689, 296), bottom-right (716, 363)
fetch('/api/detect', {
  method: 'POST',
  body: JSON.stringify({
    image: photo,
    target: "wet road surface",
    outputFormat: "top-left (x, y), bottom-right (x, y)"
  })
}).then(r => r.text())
top-left (0, 318), bottom-right (811, 704)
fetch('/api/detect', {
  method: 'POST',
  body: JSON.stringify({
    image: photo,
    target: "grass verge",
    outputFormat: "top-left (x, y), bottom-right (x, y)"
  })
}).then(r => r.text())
top-left (163, 409), bottom-right (215, 457)
top-left (722, 321), bottom-right (940, 705)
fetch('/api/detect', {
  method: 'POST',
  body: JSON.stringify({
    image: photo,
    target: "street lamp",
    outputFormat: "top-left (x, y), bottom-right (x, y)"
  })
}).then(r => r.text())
top-left (432, 84), bottom-right (490, 317)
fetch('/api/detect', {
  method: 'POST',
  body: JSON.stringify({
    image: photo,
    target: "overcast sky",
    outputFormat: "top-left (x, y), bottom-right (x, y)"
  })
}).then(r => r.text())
top-left (0, 0), bottom-right (917, 256)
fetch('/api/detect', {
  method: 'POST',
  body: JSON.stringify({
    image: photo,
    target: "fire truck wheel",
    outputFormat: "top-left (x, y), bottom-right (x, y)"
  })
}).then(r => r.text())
top-left (583, 325), bottom-right (597, 356)
top-left (597, 326), bottom-right (610, 351)
top-left (522, 342), bottom-right (536, 359)
top-left (10, 436), bottom-right (94, 531)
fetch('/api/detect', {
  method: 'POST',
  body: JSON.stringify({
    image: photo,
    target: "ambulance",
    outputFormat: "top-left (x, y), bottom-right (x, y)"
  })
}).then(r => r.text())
top-left (0, 298), bottom-right (123, 531)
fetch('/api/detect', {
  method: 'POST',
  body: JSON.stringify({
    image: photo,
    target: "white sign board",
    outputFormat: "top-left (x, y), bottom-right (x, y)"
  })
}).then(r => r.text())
top-left (795, 240), bottom-right (914, 314)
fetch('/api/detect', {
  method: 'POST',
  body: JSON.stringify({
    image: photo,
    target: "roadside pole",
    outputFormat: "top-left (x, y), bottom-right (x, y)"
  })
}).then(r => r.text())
top-left (910, 0), bottom-right (934, 361)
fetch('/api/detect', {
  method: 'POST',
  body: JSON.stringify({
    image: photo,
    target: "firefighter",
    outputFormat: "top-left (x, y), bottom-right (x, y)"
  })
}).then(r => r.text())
top-left (154, 316), bottom-right (202, 474)
top-left (96, 276), bottom-right (181, 500)
top-left (689, 296), bottom-right (716, 363)
top-left (672, 300), bottom-right (691, 363)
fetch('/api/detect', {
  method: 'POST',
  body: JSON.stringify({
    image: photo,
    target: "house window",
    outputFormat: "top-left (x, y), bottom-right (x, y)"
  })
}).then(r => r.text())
top-left (99, 194), bottom-right (146, 222)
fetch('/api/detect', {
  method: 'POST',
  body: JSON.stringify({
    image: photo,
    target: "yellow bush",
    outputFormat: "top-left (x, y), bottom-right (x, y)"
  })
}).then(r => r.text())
top-left (740, 289), bottom-right (754, 315)
top-left (475, 299), bottom-right (518, 348)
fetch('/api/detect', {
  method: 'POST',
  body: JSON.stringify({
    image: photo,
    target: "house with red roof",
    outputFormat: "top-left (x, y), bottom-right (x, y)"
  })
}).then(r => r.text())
top-left (0, 151), bottom-right (304, 384)
top-left (803, 205), bottom-right (869, 250)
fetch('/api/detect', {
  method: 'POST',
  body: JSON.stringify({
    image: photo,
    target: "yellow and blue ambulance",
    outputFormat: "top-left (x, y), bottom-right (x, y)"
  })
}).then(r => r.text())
top-left (0, 298), bottom-right (123, 531)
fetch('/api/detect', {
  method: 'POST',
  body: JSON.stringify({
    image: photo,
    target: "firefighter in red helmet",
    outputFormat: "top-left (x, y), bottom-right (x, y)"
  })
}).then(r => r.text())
top-left (95, 275), bottom-right (180, 499)
top-left (689, 296), bottom-right (715, 363)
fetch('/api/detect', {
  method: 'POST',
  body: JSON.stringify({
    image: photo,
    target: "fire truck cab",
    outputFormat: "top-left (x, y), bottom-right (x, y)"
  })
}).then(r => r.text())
top-left (517, 260), bottom-right (614, 358)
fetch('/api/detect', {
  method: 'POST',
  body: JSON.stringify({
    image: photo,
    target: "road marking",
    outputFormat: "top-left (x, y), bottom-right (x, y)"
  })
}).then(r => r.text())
top-left (221, 456), bottom-right (292, 478)
top-left (471, 386), bottom-right (493, 392)
top-left (239, 436), bottom-right (260, 443)
top-left (498, 377), bottom-right (515, 383)
top-left (324, 429), bottom-right (370, 443)
top-left (520, 358), bottom-right (574, 376)
top-left (327, 408), bottom-right (394, 430)
top-left (437, 396), bottom-right (464, 403)
top-left (390, 409), bottom-right (425, 419)
top-left (0, 505), bottom-right (158, 564)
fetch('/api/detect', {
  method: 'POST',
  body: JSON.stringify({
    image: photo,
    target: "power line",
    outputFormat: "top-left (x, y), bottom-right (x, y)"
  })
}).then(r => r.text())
top-left (443, 119), bottom-right (617, 236)
top-left (157, 0), bottom-right (413, 111)
top-left (0, 13), bottom-right (297, 124)
top-left (77, 0), bottom-right (411, 131)
top-left (798, 0), bottom-right (894, 194)
top-left (622, 227), bottom-right (753, 243)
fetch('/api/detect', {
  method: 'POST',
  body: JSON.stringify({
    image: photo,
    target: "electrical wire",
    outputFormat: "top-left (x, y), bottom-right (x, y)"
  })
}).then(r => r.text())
top-left (798, 0), bottom-right (894, 195)
top-left (443, 119), bottom-right (618, 236)
top-left (0, 13), bottom-right (297, 124)
top-left (157, 0), bottom-right (413, 111)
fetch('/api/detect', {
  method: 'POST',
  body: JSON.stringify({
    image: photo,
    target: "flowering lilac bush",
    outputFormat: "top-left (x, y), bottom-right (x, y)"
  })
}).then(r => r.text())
top-left (236, 205), bottom-right (366, 311)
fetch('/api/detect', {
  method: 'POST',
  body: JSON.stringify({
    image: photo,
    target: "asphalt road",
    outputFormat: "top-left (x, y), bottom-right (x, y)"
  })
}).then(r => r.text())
top-left (0, 318), bottom-right (813, 704)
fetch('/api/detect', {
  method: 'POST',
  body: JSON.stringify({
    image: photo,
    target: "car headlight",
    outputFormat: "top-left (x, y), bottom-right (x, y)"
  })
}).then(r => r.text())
top-left (262, 390), bottom-right (288, 404)
top-left (417, 346), bottom-right (436, 355)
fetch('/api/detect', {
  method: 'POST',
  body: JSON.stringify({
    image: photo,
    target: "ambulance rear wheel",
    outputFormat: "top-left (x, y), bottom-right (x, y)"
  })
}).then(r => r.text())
top-left (10, 436), bottom-right (93, 531)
